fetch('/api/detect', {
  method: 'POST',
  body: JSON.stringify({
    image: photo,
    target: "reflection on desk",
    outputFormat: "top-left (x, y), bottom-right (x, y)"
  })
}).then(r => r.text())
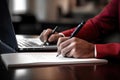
top-left (1, 62), bottom-right (120, 80)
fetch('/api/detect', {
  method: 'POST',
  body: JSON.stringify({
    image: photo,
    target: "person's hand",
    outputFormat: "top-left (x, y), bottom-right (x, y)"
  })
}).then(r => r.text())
top-left (40, 28), bottom-right (63, 43)
top-left (57, 37), bottom-right (95, 58)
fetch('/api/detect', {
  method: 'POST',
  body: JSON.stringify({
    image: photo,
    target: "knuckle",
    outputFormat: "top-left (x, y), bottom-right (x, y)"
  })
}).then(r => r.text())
top-left (45, 29), bottom-right (52, 34)
top-left (59, 37), bottom-right (62, 40)
top-left (72, 37), bottom-right (77, 41)
top-left (47, 28), bottom-right (52, 31)
top-left (72, 42), bottom-right (78, 46)
top-left (48, 29), bottom-right (53, 32)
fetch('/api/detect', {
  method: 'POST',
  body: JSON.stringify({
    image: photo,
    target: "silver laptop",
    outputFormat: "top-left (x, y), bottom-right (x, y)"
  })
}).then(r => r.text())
top-left (16, 35), bottom-right (57, 51)
top-left (0, 0), bottom-right (57, 53)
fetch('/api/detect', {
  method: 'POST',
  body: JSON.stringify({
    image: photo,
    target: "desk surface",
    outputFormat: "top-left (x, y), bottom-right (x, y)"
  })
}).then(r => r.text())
top-left (0, 35), bottom-right (120, 80)
top-left (0, 59), bottom-right (120, 80)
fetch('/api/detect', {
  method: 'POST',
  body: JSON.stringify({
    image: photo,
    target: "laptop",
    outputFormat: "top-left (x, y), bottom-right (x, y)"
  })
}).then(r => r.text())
top-left (0, 0), bottom-right (57, 53)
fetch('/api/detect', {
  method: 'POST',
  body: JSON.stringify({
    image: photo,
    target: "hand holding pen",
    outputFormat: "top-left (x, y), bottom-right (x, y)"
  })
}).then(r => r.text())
top-left (43, 26), bottom-right (58, 45)
top-left (56, 21), bottom-right (85, 57)
top-left (40, 26), bottom-right (62, 45)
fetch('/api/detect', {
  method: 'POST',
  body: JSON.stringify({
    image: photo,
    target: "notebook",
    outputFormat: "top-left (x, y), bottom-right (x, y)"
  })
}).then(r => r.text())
top-left (0, 0), bottom-right (57, 53)
top-left (1, 52), bottom-right (108, 68)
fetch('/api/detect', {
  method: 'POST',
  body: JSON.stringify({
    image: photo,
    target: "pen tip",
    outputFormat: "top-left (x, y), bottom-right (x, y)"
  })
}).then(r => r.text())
top-left (56, 54), bottom-right (59, 57)
top-left (56, 54), bottom-right (60, 57)
top-left (43, 41), bottom-right (49, 46)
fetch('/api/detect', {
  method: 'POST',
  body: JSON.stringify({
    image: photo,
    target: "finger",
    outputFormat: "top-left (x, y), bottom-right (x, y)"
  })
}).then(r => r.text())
top-left (57, 37), bottom-right (69, 47)
top-left (61, 42), bottom-right (76, 57)
top-left (60, 38), bottom-right (79, 58)
top-left (66, 40), bottom-right (82, 58)
top-left (69, 48), bottom-right (77, 58)
top-left (58, 37), bottom-right (78, 51)
top-left (43, 29), bottom-right (52, 42)
top-left (65, 52), bottom-right (73, 58)
top-left (62, 50), bottom-right (72, 58)
top-left (57, 37), bottom-right (79, 56)
top-left (39, 30), bottom-right (46, 42)
top-left (48, 33), bottom-right (59, 42)
top-left (57, 37), bottom-right (69, 56)
top-left (57, 37), bottom-right (69, 54)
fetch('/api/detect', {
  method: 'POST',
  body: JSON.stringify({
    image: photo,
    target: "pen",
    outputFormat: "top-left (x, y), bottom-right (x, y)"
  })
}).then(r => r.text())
top-left (56, 21), bottom-right (85, 57)
top-left (70, 21), bottom-right (85, 38)
top-left (44, 26), bottom-right (58, 45)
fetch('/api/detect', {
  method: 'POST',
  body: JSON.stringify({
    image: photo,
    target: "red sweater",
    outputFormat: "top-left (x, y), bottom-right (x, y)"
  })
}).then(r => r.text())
top-left (62, 0), bottom-right (120, 59)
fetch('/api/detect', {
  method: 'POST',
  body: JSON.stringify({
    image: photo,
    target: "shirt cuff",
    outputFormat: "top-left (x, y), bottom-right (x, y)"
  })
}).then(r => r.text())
top-left (94, 45), bottom-right (97, 58)
top-left (58, 33), bottom-right (65, 37)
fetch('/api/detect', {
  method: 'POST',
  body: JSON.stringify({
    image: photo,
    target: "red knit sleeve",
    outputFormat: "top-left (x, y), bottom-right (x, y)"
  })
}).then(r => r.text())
top-left (62, 19), bottom-right (101, 42)
top-left (62, 0), bottom-right (118, 43)
top-left (96, 43), bottom-right (120, 59)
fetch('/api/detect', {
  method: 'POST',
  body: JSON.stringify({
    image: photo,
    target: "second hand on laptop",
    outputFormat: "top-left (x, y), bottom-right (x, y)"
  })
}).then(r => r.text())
top-left (43, 26), bottom-right (58, 45)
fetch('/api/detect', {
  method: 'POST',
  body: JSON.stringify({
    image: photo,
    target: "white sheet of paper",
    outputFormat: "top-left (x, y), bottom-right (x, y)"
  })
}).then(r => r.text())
top-left (1, 52), bottom-right (108, 68)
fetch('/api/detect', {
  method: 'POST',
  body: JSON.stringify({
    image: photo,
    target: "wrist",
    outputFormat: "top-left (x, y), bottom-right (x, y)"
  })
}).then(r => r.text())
top-left (94, 45), bottom-right (97, 58)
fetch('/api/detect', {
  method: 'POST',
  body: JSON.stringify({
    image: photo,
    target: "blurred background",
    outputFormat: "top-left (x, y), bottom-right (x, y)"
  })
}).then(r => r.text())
top-left (8, 0), bottom-right (110, 35)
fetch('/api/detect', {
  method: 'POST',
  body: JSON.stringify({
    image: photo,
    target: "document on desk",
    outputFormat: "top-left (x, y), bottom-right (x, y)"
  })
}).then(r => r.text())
top-left (1, 52), bottom-right (108, 68)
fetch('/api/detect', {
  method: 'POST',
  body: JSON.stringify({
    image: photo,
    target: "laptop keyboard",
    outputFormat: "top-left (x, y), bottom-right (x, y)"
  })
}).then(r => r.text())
top-left (17, 38), bottom-right (44, 48)
top-left (16, 35), bottom-right (57, 51)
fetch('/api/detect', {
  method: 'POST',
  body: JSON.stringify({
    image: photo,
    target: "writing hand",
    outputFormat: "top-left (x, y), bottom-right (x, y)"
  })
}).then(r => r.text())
top-left (57, 37), bottom-right (95, 58)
